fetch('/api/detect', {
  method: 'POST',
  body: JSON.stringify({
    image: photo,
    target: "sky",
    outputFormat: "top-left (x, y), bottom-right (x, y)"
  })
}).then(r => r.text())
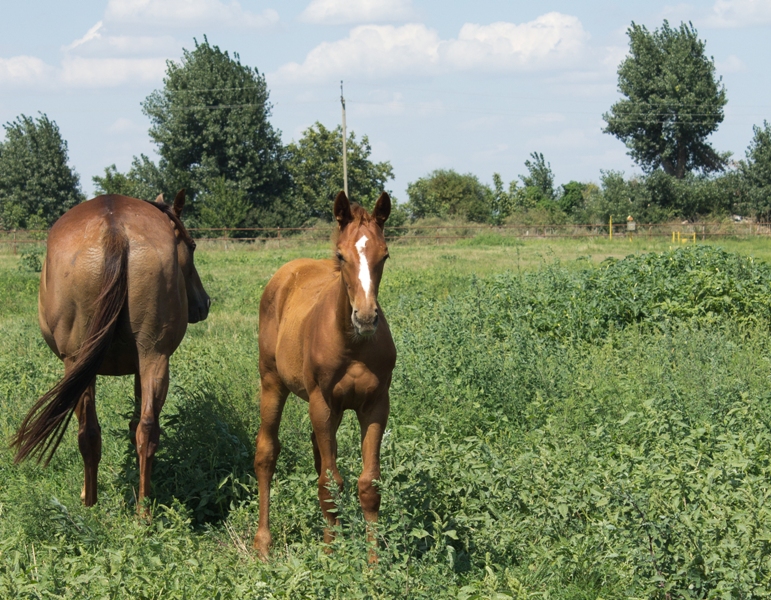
top-left (1, 0), bottom-right (770, 203)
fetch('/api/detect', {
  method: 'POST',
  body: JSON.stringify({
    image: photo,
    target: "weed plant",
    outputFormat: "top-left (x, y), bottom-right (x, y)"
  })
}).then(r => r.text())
top-left (1, 245), bottom-right (771, 597)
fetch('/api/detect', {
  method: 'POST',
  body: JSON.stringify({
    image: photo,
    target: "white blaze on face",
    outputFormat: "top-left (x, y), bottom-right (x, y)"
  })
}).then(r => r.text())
top-left (355, 235), bottom-right (371, 299)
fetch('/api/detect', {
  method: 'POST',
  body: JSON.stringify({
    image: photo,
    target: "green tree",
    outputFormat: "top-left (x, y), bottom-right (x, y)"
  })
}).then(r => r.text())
top-left (0, 113), bottom-right (83, 229)
top-left (197, 176), bottom-right (250, 235)
top-left (140, 37), bottom-right (289, 226)
top-left (406, 169), bottom-right (492, 222)
top-left (491, 172), bottom-right (517, 224)
top-left (740, 121), bottom-right (771, 218)
top-left (519, 152), bottom-right (555, 202)
top-left (93, 156), bottom-right (164, 201)
top-left (286, 122), bottom-right (394, 221)
top-left (559, 181), bottom-right (586, 215)
top-left (603, 21), bottom-right (728, 179)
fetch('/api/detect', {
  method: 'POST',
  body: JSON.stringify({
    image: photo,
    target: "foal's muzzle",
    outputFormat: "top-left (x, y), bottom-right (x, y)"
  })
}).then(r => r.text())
top-left (352, 308), bottom-right (379, 337)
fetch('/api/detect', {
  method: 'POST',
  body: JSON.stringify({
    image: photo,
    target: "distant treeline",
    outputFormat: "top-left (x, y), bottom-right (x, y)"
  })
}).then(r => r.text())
top-left (1, 28), bottom-right (770, 232)
top-left (409, 137), bottom-right (771, 226)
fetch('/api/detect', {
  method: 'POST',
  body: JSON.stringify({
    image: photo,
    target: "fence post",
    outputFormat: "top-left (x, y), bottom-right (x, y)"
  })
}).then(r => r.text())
top-left (609, 216), bottom-right (612, 240)
top-left (12, 230), bottom-right (17, 255)
top-left (277, 226), bottom-right (281, 249)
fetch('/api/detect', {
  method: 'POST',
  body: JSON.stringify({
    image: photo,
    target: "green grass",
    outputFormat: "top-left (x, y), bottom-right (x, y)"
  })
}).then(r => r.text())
top-left (2, 239), bottom-right (771, 597)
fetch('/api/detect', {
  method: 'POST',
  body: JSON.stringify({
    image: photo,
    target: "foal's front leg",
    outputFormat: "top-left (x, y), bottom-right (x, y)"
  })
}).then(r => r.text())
top-left (357, 393), bottom-right (390, 562)
top-left (308, 390), bottom-right (344, 547)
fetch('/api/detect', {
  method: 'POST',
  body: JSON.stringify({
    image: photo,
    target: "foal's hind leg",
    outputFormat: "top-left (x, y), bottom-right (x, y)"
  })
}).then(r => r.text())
top-left (134, 355), bottom-right (169, 514)
top-left (253, 373), bottom-right (289, 560)
top-left (75, 376), bottom-right (100, 507)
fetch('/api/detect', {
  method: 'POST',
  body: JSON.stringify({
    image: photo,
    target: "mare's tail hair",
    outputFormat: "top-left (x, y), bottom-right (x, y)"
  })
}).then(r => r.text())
top-left (12, 228), bottom-right (129, 466)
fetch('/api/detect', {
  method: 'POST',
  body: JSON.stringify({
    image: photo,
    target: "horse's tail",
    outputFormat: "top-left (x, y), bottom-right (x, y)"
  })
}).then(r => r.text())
top-left (12, 228), bottom-right (129, 466)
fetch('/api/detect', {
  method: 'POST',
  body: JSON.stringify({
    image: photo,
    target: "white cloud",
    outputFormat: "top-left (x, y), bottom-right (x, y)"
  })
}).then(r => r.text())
top-left (0, 56), bottom-right (55, 87)
top-left (529, 127), bottom-right (600, 151)
top-left (275, 13), bottom-right (591, 83)
top-left (445, 14), bottom-right (590, 71)
top-left (704, 0), bottom-right (771, 27)
top-left (63, 21), bottom-right (179, 57)
top-left (60, 56), bottom-right (167, 87)
top-left (107, 117), bottom-right (144, 134)
top-left (65, 21), bottom-right (105, 51)
top-left (716, 54), bottom-right (747, 72)
top-left (105, 0), bottom-right (279, 29)
top-left (300, 0), bottom-right (415, 25)
top-left (277, 23), bottom-right (441, 81)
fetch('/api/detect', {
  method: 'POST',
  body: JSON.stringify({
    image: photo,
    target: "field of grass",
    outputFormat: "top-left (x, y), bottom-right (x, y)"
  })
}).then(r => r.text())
top-left (2, 235), bottom-right (771, 598)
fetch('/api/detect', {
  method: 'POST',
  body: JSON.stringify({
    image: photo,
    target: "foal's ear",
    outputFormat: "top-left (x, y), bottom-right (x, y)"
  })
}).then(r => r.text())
top-left (155, 193), bottom-right (165, 204)
top-left (372, 192), bottom-right (391, 228)
top-left (172, 189), bottom-right (186, 218)
top-left (333, 191), bottom-right (352, 229)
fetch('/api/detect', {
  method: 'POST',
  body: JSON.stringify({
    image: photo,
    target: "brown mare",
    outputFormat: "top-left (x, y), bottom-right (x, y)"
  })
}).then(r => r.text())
top-left (12, 191), bottom-right (210, 511)
top-left (254, 191), bottom-right (396, 559)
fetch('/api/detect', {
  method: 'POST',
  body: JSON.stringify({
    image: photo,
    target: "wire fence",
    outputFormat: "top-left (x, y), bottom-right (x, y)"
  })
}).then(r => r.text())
top-left (2, 220), bottom-right (771, 252)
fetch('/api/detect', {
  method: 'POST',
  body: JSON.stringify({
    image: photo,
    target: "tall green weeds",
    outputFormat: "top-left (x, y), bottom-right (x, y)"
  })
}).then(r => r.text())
top-left (2, 245), bottom-right (771, 597)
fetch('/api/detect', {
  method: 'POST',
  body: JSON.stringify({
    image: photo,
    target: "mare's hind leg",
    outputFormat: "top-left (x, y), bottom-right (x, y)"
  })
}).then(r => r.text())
top-left (253, 373), bottom-right (289, 560)
top-left (308, 390), bottom-right (344, 548)
top-left (135, 355), bottom-right (169, 514)
top-left (129, 374), bottom-right (141, 447)
top-left (75, 376), bottom-right (100, 507)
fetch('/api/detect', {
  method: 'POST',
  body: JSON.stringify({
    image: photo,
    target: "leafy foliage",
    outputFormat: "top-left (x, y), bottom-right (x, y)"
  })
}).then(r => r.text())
top-left (92, 157), bottom-right (165, 202)
top-left (739, 120), bottom-right (771, 219)
top-left (3, 244), bottom-right (771, 597)
top-left (141, 37), bottom-right (289, 226)
top-left (286, 122), bottom-right (395, 222)
top-left (603, 21), bottom-right (728, 178)
top-left (518, 151), bottom-right (556, 204)
top-left (0, 114), bottom-right (83, 230)
top-left (558, 181), bottom-right (586, 215)
top-left (407, 169), bottom-right (492, 222)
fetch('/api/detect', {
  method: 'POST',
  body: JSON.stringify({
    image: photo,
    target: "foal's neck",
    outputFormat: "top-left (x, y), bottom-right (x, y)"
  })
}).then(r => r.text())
top-left (334, 269), bottom-right (355, 338)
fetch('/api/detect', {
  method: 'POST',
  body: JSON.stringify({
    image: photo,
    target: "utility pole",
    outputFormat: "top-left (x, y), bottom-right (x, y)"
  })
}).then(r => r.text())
top-left (340, 80), bottom-right (349, 199)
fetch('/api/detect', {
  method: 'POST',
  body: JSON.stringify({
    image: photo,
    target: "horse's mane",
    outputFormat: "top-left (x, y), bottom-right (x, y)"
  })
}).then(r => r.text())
top-left (148, 201), bottom-right (196, 247)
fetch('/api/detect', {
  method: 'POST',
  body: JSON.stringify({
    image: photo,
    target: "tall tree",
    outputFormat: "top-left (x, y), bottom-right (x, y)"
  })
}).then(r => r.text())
top-left (519, 152), bottom-right (556, 201)
top-left (603, 21), bottom-right (727, 179)
top-left (141, 37), bottom-right (289, 225)
top-left (741, 121), bottom-right (771, 218)
top-left (406, 169), bottom-right (492, 223)
top-left (0, 114), bottom-right (83, 229)
top-left (286, 122), bottom-right (394, 221)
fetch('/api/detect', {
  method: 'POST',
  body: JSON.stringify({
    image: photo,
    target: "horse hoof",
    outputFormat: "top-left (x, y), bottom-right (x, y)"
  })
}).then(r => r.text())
top-left (253, 531), bottom-right (271, 561)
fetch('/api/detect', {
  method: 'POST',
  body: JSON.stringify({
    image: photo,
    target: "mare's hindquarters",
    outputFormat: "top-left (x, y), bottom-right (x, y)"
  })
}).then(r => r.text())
top-left (13, 225), bottom-right (129, 504)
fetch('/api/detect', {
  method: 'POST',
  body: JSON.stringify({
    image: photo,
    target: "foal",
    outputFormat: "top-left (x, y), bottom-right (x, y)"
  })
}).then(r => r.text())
top-left (254, 191), bottom-right (396, 559)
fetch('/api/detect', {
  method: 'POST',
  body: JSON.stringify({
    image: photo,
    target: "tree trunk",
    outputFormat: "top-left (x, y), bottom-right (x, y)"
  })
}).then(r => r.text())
top-left (675, 143), bottom-right (687, 179)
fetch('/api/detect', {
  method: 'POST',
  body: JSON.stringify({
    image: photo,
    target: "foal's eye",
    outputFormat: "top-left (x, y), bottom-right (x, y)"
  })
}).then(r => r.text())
top-left (336, 251), bottom-right (344, 262)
